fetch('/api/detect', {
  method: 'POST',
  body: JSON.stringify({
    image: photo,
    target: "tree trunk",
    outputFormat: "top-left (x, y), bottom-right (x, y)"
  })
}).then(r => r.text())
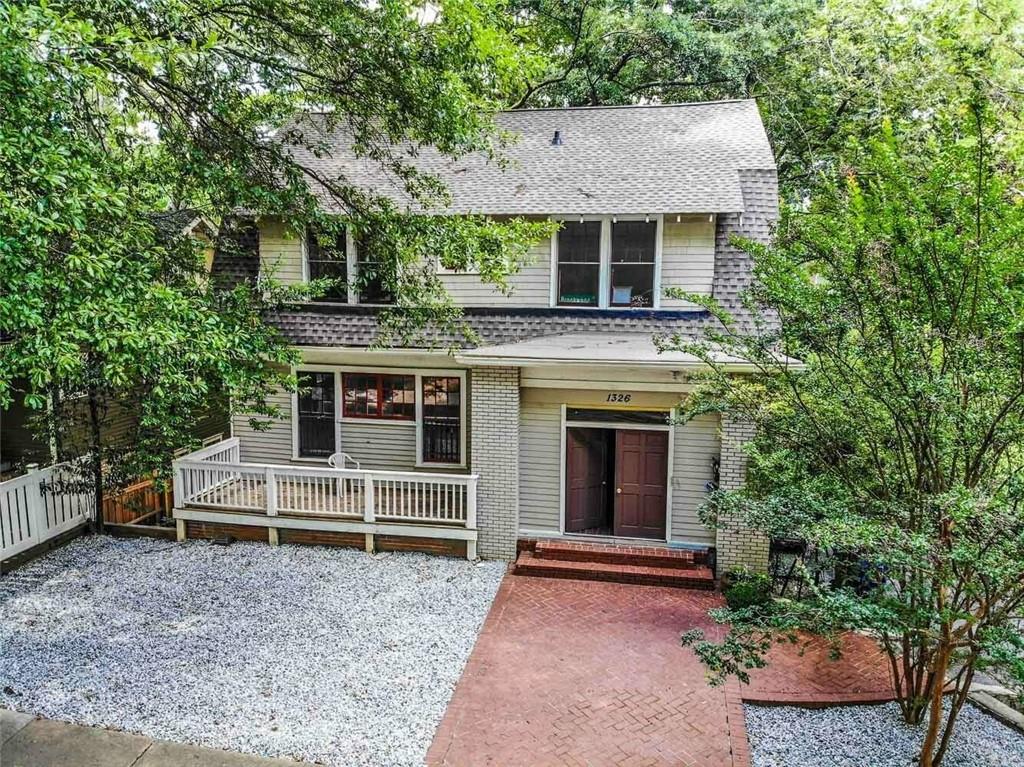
top-left (918, 631), bottom-right (953, 766)
top-left (87, 380), bottom-right (105, 534)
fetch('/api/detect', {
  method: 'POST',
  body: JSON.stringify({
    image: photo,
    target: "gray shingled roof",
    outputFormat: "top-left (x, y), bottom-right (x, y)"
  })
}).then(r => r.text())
top-left (280, 100), bottom-right (774, 215)
top-left (268, 306), bottom-right (713, 349)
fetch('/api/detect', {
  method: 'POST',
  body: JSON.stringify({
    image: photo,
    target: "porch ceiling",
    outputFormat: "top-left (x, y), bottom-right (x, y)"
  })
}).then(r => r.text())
top-left (455, 331), bottom-right (797, 371)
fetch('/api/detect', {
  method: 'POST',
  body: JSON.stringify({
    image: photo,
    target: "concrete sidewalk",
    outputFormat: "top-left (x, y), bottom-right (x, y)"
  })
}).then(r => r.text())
top-left (1, 710), bottom-right (304, 767)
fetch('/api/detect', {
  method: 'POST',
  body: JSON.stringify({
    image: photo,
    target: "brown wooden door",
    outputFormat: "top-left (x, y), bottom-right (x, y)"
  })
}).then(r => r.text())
top-left (613, 430), bottom-right (668, 539)
top-left (565, 428), bottom-right (609, 533)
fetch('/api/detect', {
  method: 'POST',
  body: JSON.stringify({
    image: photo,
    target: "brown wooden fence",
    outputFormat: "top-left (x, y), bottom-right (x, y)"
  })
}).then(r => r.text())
top-left (102, 477), bottom-right (172, 526)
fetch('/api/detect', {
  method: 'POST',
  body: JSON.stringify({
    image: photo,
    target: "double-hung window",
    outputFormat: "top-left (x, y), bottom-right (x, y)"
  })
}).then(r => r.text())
top-left (555, 221), bottom-right (602, 306)
top-left (296, 372), bottom-right (336, 457)
top-left (305, 227), bottom-right (348, 302)
top-left (354, 233), bottom-right (394, 304)
top-left (552, 216), bottom-right (661, 309)
top-left (342, 373), bottom-right (415, 420)
top-left (610, 220), bottom-right (657, 307)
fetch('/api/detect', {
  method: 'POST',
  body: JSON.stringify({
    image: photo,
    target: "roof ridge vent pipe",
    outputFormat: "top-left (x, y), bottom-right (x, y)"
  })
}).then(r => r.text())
top-left (551, 130), bottom-right (563, 146)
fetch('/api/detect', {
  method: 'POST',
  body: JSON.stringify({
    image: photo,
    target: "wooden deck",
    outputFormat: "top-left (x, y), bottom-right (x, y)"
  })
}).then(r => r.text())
top-left (172, 439), bottom-right (480, 558)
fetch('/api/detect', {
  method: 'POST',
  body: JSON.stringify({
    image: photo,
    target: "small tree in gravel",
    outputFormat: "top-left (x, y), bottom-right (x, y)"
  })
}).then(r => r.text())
top-left (676, 98), bottom-right (1024, 767)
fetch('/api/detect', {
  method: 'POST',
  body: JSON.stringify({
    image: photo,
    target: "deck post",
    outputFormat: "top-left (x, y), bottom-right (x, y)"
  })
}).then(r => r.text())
top-left (363, 473), bottom-right (375, 553)
top-left (466, 477), bottom-right (478, 560)
top-left (176, 519), bottom-right (186, 542)
top-left (265, 468), bottom-right (279, 545)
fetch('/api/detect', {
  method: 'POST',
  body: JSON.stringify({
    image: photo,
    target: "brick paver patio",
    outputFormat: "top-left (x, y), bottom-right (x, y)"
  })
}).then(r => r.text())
top-left (428, 574), bottom-right (894, 767)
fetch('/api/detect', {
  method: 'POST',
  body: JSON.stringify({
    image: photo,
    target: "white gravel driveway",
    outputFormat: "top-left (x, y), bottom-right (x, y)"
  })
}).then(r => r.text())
top-left (0, 536), bottom-right (506, 766)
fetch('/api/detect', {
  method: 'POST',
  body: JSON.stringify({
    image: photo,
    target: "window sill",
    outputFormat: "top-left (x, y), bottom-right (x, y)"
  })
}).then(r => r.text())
top-left (416, 461), bottom-right (467, 471)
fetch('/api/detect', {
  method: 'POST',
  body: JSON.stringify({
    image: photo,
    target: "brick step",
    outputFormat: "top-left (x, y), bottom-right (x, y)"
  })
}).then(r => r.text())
top-left (534, 539), bottom-right (709, 570)
top-left (514, 551), bottom-right (715, 590)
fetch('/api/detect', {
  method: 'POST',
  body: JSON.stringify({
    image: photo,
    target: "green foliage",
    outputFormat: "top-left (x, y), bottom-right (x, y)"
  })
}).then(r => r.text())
top-left (0, 0), bottom-right (550, 503)
top-left (512, 0), bottom-right (1024, 200)
top-left (723, 569), bottom-right (773, 611)
top-left (674, 90), bottom-right (1024, 765)
top-left (511, 0), bottom-right (814, 108)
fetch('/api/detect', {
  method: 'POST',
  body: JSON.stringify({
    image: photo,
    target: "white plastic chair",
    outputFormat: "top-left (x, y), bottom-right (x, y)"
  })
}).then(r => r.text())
top-left (328, 452), bottom-right (361, 470)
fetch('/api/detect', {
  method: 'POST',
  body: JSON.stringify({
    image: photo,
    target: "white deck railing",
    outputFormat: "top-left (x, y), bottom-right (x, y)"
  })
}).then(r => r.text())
top-left (1, 462), bottom-right (95, 561)
top-left (171, 438), bottom-right (479, 557)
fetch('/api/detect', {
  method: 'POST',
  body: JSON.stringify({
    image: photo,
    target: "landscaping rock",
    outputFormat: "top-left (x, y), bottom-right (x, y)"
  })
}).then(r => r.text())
top-left (745, 700), bottom-right (1024, 767)
top-left (0, 536), bottom-right (505, 767)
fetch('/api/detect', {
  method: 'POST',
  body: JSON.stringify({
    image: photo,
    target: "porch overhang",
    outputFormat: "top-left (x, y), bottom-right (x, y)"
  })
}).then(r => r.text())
top-left (455, 332), bottom-right (798, 373)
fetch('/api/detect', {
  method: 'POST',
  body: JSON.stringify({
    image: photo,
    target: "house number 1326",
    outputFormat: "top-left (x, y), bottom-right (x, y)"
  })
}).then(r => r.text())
top-left (606, 393), bottom-right (632, 403)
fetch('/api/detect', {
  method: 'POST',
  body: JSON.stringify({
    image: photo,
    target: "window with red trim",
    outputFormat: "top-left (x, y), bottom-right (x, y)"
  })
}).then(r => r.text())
top-left (342, 373), bottom-right (415, 420)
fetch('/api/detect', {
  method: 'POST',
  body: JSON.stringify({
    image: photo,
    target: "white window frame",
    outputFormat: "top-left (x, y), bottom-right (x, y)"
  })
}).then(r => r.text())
top-left (416, 370), bottom-right (468, 469)
top-left (301, 228), bottom-right (356, 304)
top-left (290, 365), bottom-right (466, 469)
top-left (549, 214), bottom-right (663, 309)
top-left (557, 404), bottom-right (675, 542)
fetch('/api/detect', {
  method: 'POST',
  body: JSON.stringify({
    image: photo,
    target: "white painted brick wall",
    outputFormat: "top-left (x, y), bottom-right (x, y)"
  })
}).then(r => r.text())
top-left (470, 367), bottom-right (520, 560)
top-left (715, 415), bottom-right (770, 575)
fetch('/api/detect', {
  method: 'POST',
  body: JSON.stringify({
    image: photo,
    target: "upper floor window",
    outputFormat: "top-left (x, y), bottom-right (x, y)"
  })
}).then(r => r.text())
top-left (303, 225), bottom-right (394, 305)
top-left (354, 234), bottom-right (394, 305)
top-left (555, 221), bottom-right (602, 306)
top-left (551, 216), bottom-right (662, 309)
top-left (305, 227), bottom-right (348, 302)
top-left (610, 220), bottom-right (656, 307)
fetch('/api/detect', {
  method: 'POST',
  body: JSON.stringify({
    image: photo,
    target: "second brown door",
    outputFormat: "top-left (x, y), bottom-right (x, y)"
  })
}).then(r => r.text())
top-left (613, 430), bottom-right (668, 539)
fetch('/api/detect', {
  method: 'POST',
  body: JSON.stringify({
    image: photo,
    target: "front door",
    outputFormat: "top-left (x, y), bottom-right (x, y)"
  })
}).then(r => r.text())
top-left (613, 430), bottom-right (668, 539)
top-left (565, 428), bottom-right (609, 533)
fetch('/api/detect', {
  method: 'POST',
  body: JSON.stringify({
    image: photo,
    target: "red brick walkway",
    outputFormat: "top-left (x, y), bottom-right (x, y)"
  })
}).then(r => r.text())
top-left (428, 574), bottom-right (894, 767)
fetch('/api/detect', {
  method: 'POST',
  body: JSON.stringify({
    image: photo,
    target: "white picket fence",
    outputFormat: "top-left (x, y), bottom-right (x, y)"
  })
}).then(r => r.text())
top-left (0, 463), bottom-right (95, 562)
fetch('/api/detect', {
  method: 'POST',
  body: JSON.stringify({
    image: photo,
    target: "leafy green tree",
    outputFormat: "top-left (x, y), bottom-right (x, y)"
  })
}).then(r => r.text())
top-left (510, 0), bottom-right (814, 108)
top-left (0, 0), bottom-right (550, 524)
top-left (675, 99), bottom-right (1024, 767)
top-left (511, 0), bottom-right (1024, 199)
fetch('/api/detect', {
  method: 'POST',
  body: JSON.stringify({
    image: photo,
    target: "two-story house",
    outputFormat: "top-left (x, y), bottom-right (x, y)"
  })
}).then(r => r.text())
top-left (177, 100), bottom-right (777, 579)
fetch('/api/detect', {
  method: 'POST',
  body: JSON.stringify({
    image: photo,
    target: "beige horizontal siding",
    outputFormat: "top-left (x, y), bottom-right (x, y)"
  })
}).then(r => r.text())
top-left (518, 400), bottom-right (562, 533)
top-left (437, 236), bottom-right (551, 306)
top-left (232, 389), bottom-right (294, 464)
top-left (670, 413), bottom-right (719, 545)
top-left (340, 420), bottom-right (417, 471)
top-left (257, 215), bottom-right (717, 309)
top-left (660, 215), bottom-right (715, 309)
top-left (260, 218), bottom-right (304, 285)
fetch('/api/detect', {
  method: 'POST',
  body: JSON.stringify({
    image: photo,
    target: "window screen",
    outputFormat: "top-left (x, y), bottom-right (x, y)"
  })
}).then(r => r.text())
top-left (610, 220), bottom-right (656, 307)
top-left (556, 221), bottom-right (601, 306)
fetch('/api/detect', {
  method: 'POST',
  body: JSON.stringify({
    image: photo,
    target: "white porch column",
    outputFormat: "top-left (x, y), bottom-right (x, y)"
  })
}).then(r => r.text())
top-left (715, 415), bottom-right (770, 576)
top-left (470, 366), bottom-right (520, 560)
